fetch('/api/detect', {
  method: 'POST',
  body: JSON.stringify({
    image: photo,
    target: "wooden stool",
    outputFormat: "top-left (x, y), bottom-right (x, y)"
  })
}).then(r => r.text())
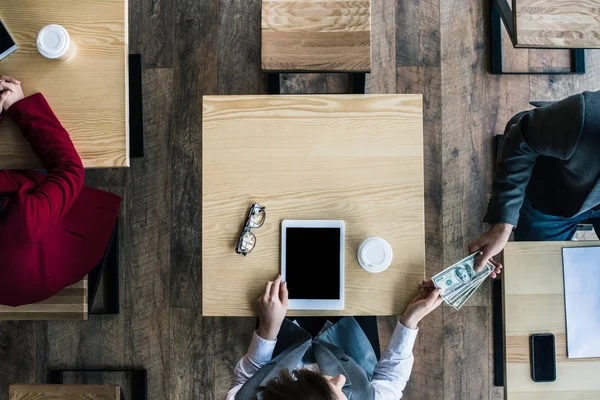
top-left (261, 0), bottom-right (371, 72)
top-left (9, 384), bottom-right (119, 400)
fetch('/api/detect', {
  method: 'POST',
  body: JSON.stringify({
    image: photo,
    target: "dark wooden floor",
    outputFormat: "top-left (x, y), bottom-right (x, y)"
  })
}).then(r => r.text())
top-left (1, 1), bottom-right (599, 399)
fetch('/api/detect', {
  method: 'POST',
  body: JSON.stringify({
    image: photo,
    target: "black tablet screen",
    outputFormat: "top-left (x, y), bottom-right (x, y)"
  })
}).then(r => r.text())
top-left (0, 21), bottom-right (15, 54)
top-left (285, 227), bottom-right (340, 300)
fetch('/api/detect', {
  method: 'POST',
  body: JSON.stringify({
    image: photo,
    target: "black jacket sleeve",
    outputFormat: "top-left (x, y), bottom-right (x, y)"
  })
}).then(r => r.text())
top-left (484, 93), bottom-right (585, 226)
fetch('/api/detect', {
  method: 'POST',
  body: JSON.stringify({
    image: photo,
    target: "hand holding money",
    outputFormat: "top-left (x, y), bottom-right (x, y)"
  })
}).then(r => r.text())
top-left (400, 288), bottom-right (443, 329)
top-left (468, 223), bottom-right (512, 275)
top-left (431, 252), bottom-right (499, 310)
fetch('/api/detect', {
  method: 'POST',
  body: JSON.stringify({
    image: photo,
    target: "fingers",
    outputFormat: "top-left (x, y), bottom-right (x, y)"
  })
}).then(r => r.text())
top-left (270, 275), bottom-right (281, 298)
top-left (474, 247), bottom-right (494, 272)
top-left (264, 280), bottom-right (273, 299)
top-left (0, 81), bottom-right (17, 93)
top-left (426, 288), bottom-right (441, 302)
top-left (0, 91), bottom-right (9, 110)
top-left (280, 281), bottom-right (288, 306)
top-left (0, 75), bottom-right (20, 85)
top-left (419, 279), bottom-right (434, 288)
top-left (468, 236), bottom-right (483, 254)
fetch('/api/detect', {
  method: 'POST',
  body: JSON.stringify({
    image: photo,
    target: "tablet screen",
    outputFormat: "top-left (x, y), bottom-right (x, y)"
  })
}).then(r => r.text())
top-left (0, 21), bottom-right (16, 55)
top-left (285, 227), bottom-right (341, 300)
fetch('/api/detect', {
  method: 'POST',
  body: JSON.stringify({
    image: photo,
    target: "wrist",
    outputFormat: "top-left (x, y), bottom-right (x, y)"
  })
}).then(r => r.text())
top-left (257, 326), bottom-right (278, 341)
top-left (494, 223), bottom-right (513, 234)
top-left (400, 315), bottom-right (419, 330)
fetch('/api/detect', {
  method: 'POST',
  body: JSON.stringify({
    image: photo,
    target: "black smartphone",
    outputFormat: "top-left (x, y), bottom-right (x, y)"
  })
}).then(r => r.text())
top-left (530, 333), bottom-right (556, 382)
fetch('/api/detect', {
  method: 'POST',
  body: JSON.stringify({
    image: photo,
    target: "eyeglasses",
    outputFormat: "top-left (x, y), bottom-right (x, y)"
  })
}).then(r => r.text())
top-left (235, 203), bottom-right (266, 256)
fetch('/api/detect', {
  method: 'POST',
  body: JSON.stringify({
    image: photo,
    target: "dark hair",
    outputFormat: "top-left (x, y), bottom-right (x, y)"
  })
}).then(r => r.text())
top-left (260, 369), bottom-right (334, 400)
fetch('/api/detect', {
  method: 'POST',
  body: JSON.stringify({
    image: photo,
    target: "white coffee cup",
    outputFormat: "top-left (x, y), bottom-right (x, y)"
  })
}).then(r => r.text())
top-left (357, 237), bottom-right (393, 273)
top-left (37, 25), bottom-right (76, 60)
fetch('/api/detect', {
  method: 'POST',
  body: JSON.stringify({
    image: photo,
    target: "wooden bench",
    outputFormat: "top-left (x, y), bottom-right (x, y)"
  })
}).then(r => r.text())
top-left (0, 278), bottom-right (87, 320)
top-left (261, 0), bottom-right (371, 72)
top-left (9, 384), bottom-right (119, 400)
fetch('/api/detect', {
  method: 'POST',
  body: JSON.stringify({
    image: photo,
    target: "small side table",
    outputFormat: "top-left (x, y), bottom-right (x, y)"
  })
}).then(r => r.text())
top-left (9, 384), bottom-right (119, 400)
top-left (488, 0), bottom-right (598, 74)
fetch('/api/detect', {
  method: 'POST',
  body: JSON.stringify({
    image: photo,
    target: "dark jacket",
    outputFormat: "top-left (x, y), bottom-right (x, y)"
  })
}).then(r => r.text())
top-left (485, 91), bottom-right (600, 226)
top-left (0, 94), bottom-right (121, 306)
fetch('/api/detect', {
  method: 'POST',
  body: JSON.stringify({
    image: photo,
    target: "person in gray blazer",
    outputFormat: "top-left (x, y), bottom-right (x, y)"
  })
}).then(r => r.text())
top-left (469, 91), bottom-right (600, 271)
top-left (226, 275), bottom-right (443, 400)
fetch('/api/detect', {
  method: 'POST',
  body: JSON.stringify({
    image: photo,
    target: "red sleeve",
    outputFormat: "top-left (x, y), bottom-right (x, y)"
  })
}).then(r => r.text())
top-left (7, 93), bottom-right (84, 240)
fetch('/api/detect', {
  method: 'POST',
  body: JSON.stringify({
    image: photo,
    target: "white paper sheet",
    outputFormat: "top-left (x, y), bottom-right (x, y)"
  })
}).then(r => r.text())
top-left (562, 246), bottom-right (600, 359)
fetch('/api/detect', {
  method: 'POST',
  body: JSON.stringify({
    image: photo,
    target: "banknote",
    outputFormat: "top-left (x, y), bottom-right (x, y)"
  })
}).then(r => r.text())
top-left (432, 252), bottom-right (495, 310)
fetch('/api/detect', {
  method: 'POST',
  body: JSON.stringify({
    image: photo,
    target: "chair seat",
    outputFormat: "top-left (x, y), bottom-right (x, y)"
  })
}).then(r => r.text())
top-left (261, 0), bottom-right (371, 72)
top-left (0, 278), bottom-right (87, 320)
top-left (9, 384), bottom-right (119, 400)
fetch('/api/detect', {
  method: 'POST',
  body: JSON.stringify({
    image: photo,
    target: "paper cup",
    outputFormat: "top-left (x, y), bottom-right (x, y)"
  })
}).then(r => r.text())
top-left (357, 237), bottom-right (393, 273)
top-left (37, 25), bottom-right (75, 60)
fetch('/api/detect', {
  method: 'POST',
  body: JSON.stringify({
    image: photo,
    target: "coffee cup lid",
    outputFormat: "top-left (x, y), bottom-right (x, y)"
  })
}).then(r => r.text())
top-left (358, 237), bottom-right (393, 273)
top-left (37, 25), bottom-right (70, 59)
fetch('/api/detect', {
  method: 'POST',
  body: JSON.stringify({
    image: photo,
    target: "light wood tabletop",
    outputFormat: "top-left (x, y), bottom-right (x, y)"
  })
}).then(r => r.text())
top-left (202, 94), bottom-right (424, 316)
top-left (503, 241), bottom-right (600, 399)
top-left (0, 278), bottom-right (87, 320)
top-left (0, 0), bottom-right (129, 169)
top-left (261, 0), bottom-right (371, 72)
top-left (514, 0), bottom-right (600, 48)
top-left (9, 384), bottom-right (119, 400)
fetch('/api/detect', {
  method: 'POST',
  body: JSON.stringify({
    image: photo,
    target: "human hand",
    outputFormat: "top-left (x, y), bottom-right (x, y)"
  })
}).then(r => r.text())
top-left (256, 274), bottom-right (288, 341)
top-left (0, 75), bottom-right (24, 111)
top-left (468, 223), bottom-right (512, 276)
top-left (400, 287), bottom-right (443, 329)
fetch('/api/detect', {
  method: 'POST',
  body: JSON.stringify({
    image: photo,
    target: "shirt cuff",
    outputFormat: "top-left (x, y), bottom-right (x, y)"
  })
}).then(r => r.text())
top-left (247, 331), bottom-right (277, 364)
top-left (387, 320), bottom-right (419, 358)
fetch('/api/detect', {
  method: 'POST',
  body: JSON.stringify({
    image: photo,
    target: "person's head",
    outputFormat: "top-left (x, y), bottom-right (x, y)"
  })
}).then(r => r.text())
top-left (455, 265), bottom-right (471, 283)
top-left (261, 369), bottom-right (347, 400)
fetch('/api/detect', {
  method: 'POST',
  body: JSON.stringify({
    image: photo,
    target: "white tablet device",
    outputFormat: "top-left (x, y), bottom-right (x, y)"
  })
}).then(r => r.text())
top-left (281, 220), bottom-right (345, 310)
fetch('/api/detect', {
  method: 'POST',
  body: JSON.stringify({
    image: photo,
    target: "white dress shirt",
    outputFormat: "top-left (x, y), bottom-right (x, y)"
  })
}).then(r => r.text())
top-left (226, 320), bottom-right (418, 399)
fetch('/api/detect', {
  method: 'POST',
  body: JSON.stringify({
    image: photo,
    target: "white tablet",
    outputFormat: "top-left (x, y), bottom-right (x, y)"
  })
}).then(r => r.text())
top-left (281, 220), bottom-right (345, 310)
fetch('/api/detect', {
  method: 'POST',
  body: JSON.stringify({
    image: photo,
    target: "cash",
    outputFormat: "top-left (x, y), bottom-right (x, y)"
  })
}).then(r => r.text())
top-left (432, 252), bottom-right (494, 310)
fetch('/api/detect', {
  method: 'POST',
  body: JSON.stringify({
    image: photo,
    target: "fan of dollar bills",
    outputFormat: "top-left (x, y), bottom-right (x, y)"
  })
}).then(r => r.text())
top-left (432, 252), bottom-right (495, 310)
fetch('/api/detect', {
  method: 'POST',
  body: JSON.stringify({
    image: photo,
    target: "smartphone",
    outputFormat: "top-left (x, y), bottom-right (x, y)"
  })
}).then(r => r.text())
top-left (530, 333), bottom-right (556, 382)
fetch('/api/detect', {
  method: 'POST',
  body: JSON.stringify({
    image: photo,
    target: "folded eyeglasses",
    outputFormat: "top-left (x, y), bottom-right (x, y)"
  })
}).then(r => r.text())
top-left (235, 203), bottom-right (266, 256)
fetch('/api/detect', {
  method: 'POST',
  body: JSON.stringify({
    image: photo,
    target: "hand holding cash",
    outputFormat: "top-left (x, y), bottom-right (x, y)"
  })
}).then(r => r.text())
top-left (429, 252), bottom-right (502, 310)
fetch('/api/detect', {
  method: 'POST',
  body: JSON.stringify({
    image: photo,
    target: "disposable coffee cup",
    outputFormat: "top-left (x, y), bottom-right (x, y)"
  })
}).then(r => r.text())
top-left (37, 25), bottom-right (75, 60)
top-left (357, 237), bottom-right (393, 273)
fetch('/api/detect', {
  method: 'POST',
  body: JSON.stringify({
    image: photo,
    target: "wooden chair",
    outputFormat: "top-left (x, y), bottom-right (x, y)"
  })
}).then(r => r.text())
top-left (9, 384), bottom-right (119, 400)
top-left (261, 0), bottom-right (371, 72)
top-left (0, 218), bottom-right (120, 320)
top-left (0, 279), bottom-right (88, 320)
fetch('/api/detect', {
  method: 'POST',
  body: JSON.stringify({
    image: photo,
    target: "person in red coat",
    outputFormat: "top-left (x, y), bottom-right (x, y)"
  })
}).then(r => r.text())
top-left (0, 75), bottom-right (121, 307)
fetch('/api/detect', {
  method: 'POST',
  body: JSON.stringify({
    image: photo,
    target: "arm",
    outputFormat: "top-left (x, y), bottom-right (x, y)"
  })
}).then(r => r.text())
top-left (6, 92), bottom-right (84, 240)
top-left (226, 332), bottom-right (277, 400)
top-left (371, 320), bottom-right (418, 398)
top-left (372, 288), bottom-right (443, 399)
top-left (485, 94), bottom-right (585, 226)
top-left (469, 94), bottom-right (584, 271)
top-left (227, 275), bottom-right (289, 399)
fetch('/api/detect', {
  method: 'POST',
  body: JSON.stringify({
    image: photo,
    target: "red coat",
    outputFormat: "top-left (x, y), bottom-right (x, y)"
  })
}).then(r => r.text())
top-left (0, 94), bottom-right (121, 307)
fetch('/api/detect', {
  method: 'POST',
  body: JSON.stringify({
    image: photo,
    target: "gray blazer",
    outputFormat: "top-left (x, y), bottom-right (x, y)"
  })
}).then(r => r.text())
top-left (485, 91), bottom-right (600, 226)
top-left (235, 318), bottom-right (376, 400)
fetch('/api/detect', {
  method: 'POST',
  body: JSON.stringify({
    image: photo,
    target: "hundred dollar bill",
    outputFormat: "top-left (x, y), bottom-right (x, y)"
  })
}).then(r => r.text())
top-left (432, 252), bottom-right (494, 300)
top-left (449, 273), bottom-right (488, 310)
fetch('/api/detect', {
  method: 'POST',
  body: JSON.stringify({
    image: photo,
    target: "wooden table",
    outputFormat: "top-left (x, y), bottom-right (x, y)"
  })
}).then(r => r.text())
top-left (261, 0), bottom-right (371, 72)
top-left (202, 94), bottom-right (424, 316)
top-left (0, 278), bottom-right (87, 320)
top-left (0, 0), bottom-right (129, 169)
top-left (513, 0), bottom-right (600, 48)
top-left (9, 384), bottom-right (119, 400)
top-left (503, 241), bottom-right (600, 399)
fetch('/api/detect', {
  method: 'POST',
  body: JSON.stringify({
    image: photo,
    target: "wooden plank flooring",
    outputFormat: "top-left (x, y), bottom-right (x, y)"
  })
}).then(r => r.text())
top-left (0, 0), bottom-right (599, 399)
